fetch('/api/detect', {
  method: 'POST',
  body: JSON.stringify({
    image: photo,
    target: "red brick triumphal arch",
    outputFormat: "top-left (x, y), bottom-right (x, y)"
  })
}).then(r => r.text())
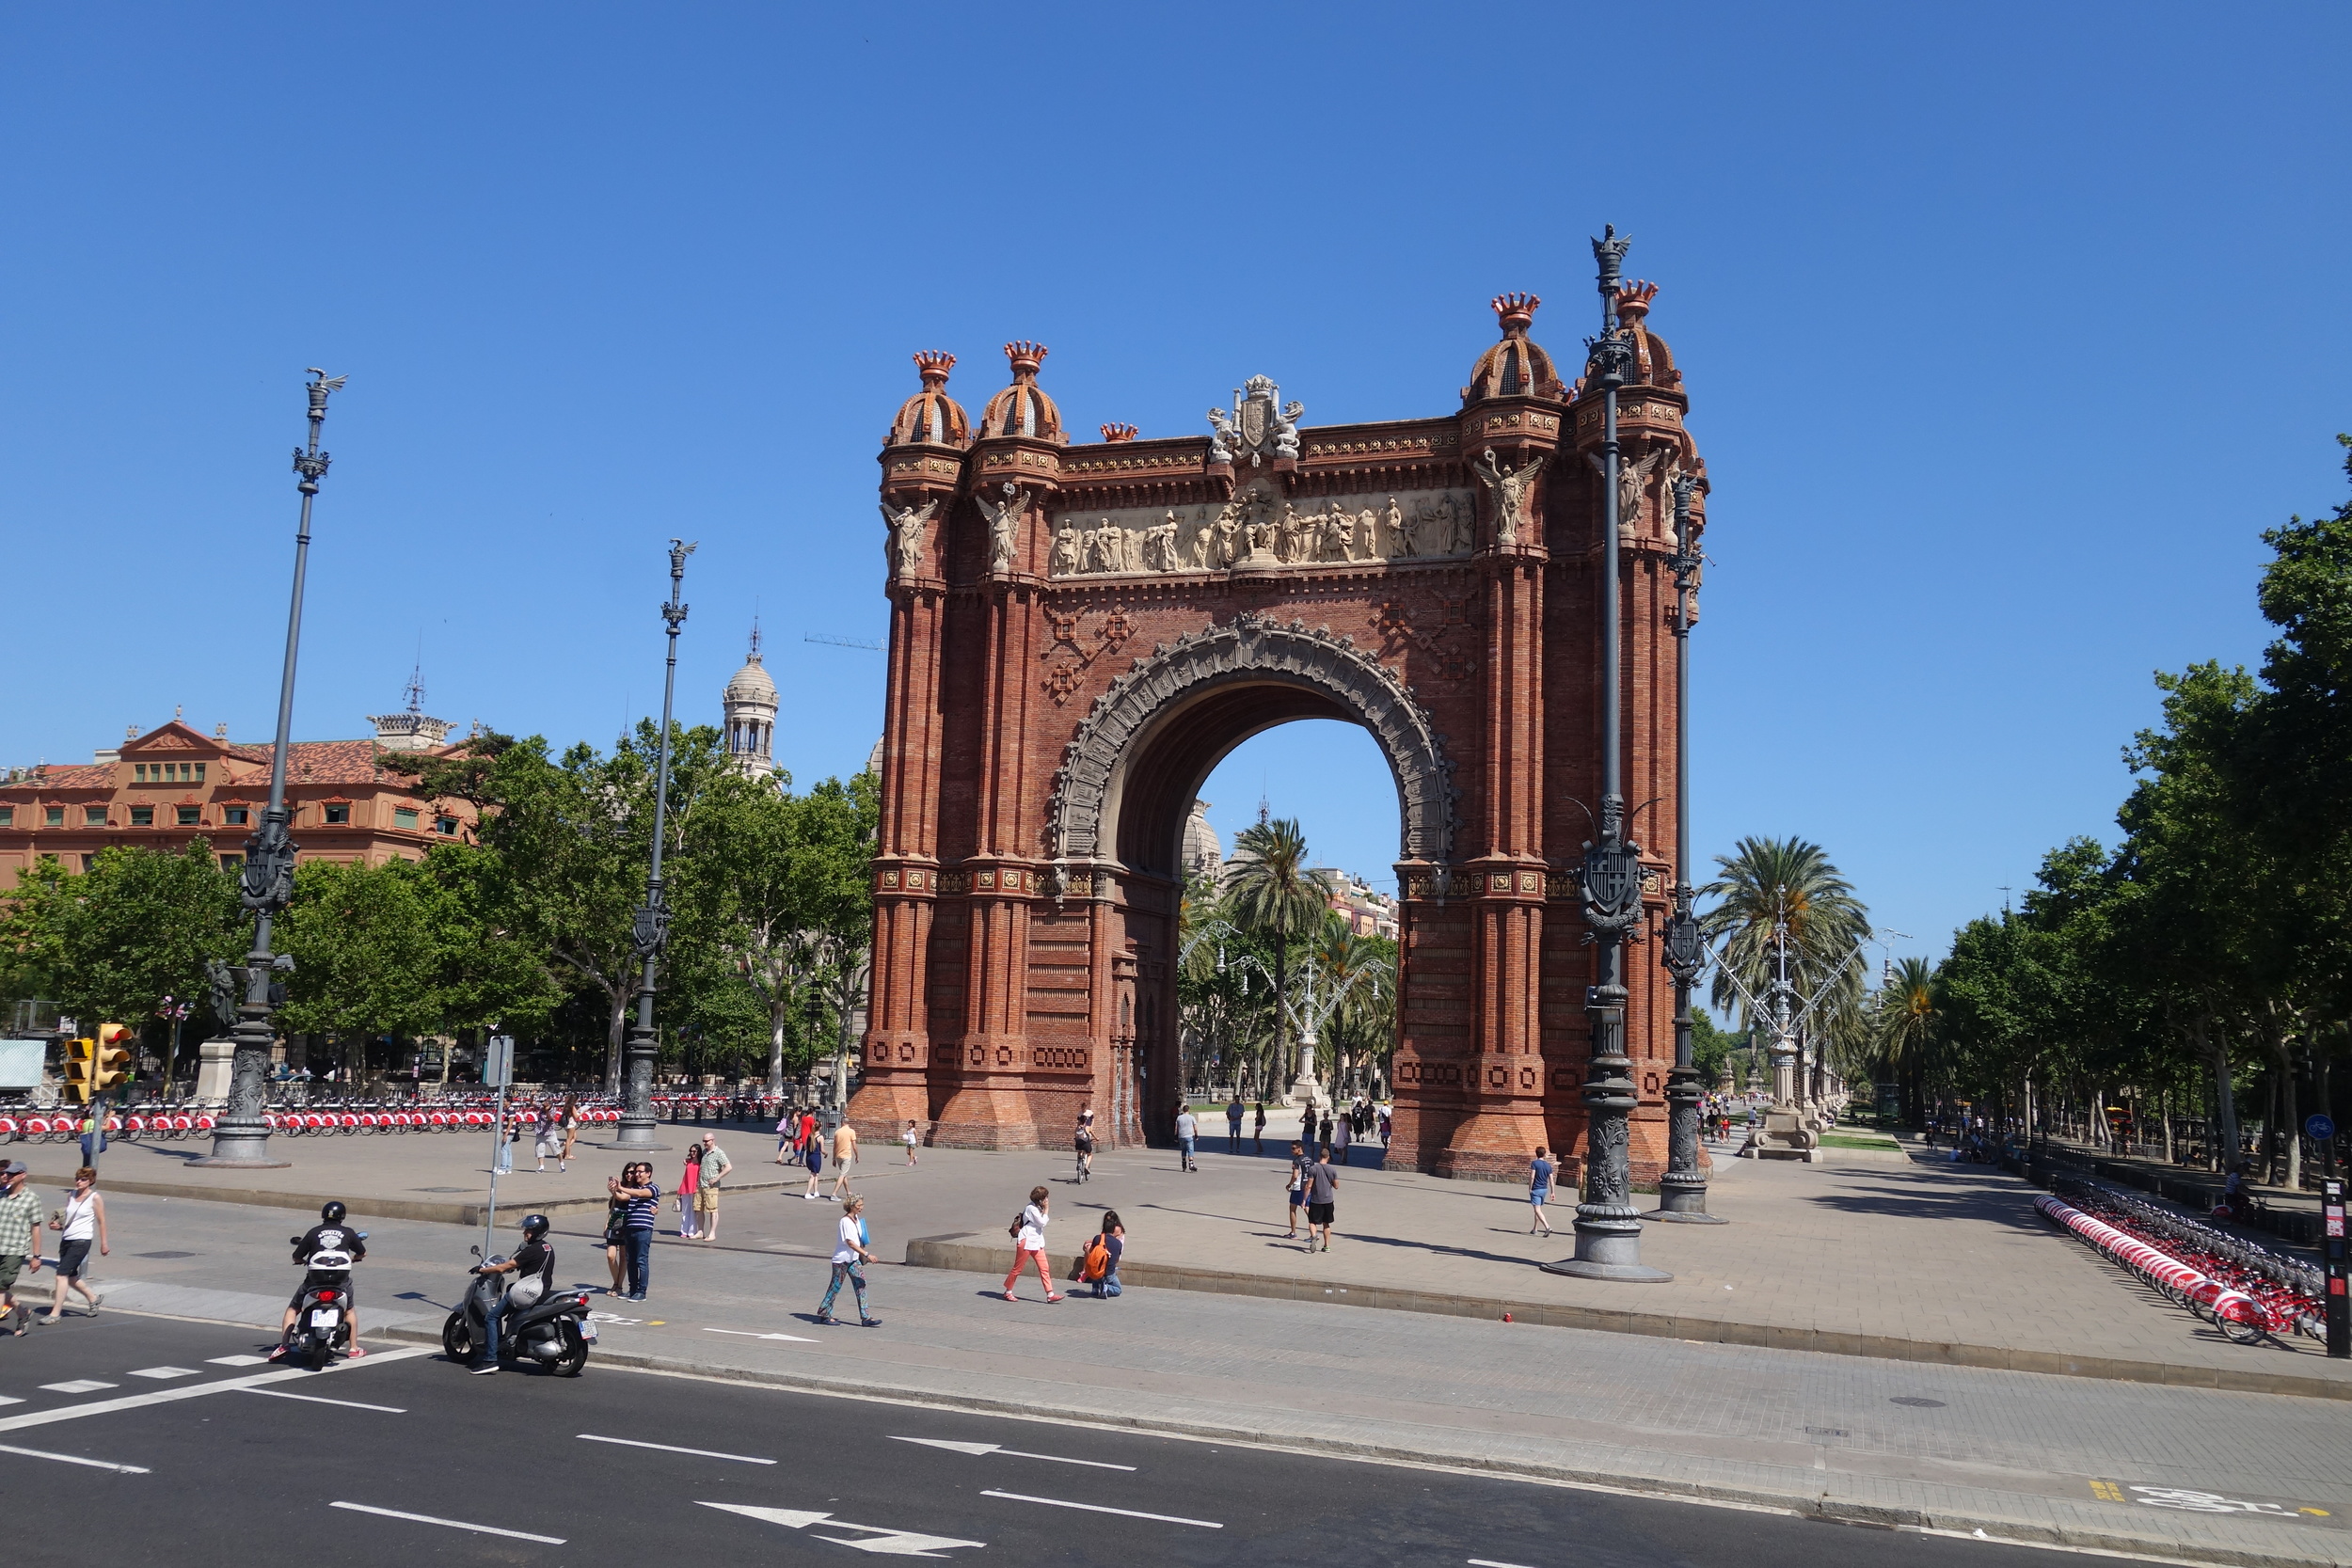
top-left (849, 288), bottom-right (1710, 1183)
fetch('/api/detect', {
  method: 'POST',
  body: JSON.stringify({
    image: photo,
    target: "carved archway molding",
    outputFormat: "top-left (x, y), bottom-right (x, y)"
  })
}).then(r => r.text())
top-left (1046, 611), bottom-right (1458, 868)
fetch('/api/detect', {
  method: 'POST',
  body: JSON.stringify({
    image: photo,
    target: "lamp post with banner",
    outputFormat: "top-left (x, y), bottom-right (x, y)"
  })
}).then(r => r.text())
top-left (609, 541), bottom-right (693, 1151)
top-left (1545, 228), bottom-right (1671, 1283)
top-left (199, 369), bottom-right (345, 1167)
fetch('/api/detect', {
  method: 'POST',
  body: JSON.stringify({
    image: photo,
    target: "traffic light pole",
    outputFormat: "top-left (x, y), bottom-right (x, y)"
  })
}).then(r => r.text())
top-left (199, 370), bottom-right (343, 1168)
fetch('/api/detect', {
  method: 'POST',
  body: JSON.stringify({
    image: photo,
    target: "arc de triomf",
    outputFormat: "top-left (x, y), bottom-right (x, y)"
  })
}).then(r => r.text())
top-left (849, 286), bottom-right (1708, 1183)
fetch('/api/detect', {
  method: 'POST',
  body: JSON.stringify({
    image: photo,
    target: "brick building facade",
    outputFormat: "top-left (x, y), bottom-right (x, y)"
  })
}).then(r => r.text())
top-left (849, 289), bottom-right (1708, 1183)
top-left (0, 715), bottom-right (481, 887)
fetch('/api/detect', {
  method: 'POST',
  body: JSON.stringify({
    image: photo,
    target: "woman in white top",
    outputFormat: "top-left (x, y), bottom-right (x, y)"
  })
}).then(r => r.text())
top-left (999, 1184), bottom-right (1061, 1304)
top-left (815, 1195), bottom-right (879, 1326)
top-left (45, 1167), bottom-right (107, 1322)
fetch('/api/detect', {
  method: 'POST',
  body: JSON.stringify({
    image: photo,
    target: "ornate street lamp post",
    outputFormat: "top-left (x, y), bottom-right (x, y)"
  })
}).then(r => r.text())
top-left (609, 540), bottom-right (694, 1150)
top-left (1651, 471), bottom-right (1725, 1223)
top-left (199, 370), bottom-right (344, 1166)
top-left (1547, 228), bottom-right (1671, 1282)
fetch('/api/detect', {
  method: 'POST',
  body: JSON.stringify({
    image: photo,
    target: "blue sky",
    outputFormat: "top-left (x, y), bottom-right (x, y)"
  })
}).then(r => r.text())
top-left (3, 5), bottom-right (2345, 969)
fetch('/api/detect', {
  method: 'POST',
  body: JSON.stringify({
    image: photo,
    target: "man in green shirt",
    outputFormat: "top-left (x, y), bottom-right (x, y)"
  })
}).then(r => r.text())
top-left (0, 1162), bottom-right (44, 1335)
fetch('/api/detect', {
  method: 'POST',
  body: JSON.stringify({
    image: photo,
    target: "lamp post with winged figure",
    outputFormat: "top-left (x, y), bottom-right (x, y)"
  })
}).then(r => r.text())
top-left (610, 540), bottom-right (694, 1150)
top-left (199, 370), bottom-right (343, 1166)
top-left (1545, 230), bottom-right (1672, 1280)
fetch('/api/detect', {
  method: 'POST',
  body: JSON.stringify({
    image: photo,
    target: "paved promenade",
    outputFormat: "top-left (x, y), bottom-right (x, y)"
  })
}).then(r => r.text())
top-left (24, 1116), bottom-right (2350, 1396)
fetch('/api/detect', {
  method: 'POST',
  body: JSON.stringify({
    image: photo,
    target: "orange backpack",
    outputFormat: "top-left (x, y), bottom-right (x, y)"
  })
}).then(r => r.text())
top-left (1079, 1234), bottom-right (1113, 1283)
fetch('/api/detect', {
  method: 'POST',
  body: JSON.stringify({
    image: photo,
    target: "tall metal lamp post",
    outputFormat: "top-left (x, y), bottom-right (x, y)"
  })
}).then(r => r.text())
top-left (1547, 227), bottom-right (1671, 1282)
top-left (1651, 471), bottom-right (1725, 1223)
top-left (609, 540), bottom-right (694, 1150)
top-left (199, 369), bottom-right (344, 1167)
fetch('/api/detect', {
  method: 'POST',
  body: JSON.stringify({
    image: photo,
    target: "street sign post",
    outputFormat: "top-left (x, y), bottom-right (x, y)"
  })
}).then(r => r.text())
top-left (2322, 1179), bottom-right (2347, 1359)
top-left (482, 1034), bottom-right (515, 1258)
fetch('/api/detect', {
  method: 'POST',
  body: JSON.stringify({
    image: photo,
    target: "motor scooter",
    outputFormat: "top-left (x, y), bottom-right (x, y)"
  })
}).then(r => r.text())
top-left (286, 1232), bottom-right (364, 1370)
top-left (441, 1247), bottom-right (596, 1375)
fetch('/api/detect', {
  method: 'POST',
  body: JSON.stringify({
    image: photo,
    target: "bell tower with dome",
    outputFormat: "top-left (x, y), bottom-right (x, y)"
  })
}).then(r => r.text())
top-left (722, 624), bottom-right (779, 780)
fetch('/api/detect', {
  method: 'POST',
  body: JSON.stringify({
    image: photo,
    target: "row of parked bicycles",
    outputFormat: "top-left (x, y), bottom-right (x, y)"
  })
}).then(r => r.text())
top-left (2040, 1175), bottom-right (2329, 1347)
top-left (0, 1098), bottom-right (628, 1143)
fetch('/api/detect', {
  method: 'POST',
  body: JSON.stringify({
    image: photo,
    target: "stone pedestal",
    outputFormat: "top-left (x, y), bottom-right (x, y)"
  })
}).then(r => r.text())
top-left (1742, 1105), bottom-right (1822, 1162)
top-left (194, 1037), bottom-right (236, 1102)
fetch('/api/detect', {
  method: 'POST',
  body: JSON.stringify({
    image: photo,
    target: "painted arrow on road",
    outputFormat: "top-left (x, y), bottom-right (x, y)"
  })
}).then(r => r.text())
top-left (890, 1436), bottom-right (1135, 1471)
top-left (703, 1327), bottom-right (821, 1343)
top-left (697, 1502), bottom-right (984, 1557)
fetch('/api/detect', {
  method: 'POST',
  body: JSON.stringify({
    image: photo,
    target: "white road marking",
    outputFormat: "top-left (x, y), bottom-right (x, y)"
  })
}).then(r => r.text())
top-left (0, 1440), bottom-right (150, 1473)
top-left (892, 1434), bottom-right (1136, 1471)
top-left (244, 1387), bottom-right (405, 1413)
top-left (206, 1354), bottom-right (270, 1367)
top-left (703, 1326), bottom-right (820, 1343)
top-left (697, 1501), bottom-right (984, 1557)
top-left (0, 1346), bottom-right (432, 1433)
top-left (127, 1367), bottom-right (201, 1380)
top-left (578, 1433), bottom-right (773, 1464)
top-left (0, 1397), bottom-right (22, 1407)
top-left (40, 1380), bottom-right (117, 1394)
top-left (980, 1489), bottom-right (1221, 1528)
top-left (329, 1502), bottom-right (564, 1544)
top-left (1470, 1560), bottom-right (1539, 1568)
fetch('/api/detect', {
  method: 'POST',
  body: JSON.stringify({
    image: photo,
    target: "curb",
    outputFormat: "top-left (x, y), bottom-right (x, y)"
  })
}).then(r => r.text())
top-left (10, 1171), bottom-right (797, 1229)
top-left (362, 1314), bottom-right (2350, 1568)
top-left (901, 1237), bottom-right (2352, 1403)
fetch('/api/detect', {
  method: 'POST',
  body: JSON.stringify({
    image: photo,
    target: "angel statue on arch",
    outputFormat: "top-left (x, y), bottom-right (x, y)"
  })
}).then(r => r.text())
top-left (974, 483), bottom-right (1031, 573)
top-left (880, 499), bottom-right (938, 579)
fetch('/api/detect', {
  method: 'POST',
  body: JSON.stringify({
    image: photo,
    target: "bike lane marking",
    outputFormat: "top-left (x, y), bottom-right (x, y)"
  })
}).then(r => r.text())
top-left (0, 1345), bottom-right (432, 1433)
top-left (0, 1439), bottom-right (150, 1473)
top-left (579, 1433), bottom-right (774, 1464)
top-left (891, 1435), bottom-right (1136, 1471)
top-left (980, 1489), bottom-right (1221, 1528)
top-left (329, 1501), bottom-right (564, 1544)
top-left (243, 1387), bottom-right (406, 1413)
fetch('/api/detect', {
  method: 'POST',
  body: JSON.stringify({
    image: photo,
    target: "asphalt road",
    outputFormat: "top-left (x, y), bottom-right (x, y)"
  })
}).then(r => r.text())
top-left (0, 1309), bottom-right (2090, 1568)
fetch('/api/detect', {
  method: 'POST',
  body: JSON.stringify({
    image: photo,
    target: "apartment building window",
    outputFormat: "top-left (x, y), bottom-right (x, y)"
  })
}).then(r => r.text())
top-left (45, 807), bottom-right (64, 827)
top-left (130, 806), bottom-right (154, 827)
top-left (83, 807), bottom-right (107, 827)
top-left (132, 762), bottom-right (205, 784)
top-left (0, 807), bottom-right (11, 827)
top-left (393, 807), bottom-right (420, 830)
top-left (177, 806), bottom-right (201, 827)
top-left (324, 804), bottom-right (350, 825)
top-left (80, 855), bottom-right (98, 871)
top-left (436, 816), bottom-right (458, 836)
top-left (220, 854), bottom-right (244, 872)
top-left (222, 806), bottom-right (249, 826)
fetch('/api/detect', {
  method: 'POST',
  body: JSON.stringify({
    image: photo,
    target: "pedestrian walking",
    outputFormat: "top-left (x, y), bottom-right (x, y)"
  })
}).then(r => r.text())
top-left (1000, 1184), bottom-right (1061, 1303)
top-left (610, 1163), bottom-right (660, 1300)
top-left (1074, 1106), bottom-right (1097, 1182)
top-left (1252, 1101), bottom-right (1266, 1156)
top-left (774, 1108), bottom-right (798, 1164)
top-left (902, 1119), bottom-right (920, 1166)
top-left (1174, 1107), bottom-right (1199, 1172)
top-left (676, 1142), bottom-right (704, 1239)
top-left (1331, 1112), bottom-right (1353, 1167)
top-left (829, 1119), bottom-right (859, 1199)
top-left (559, 1096), bottom-right (580, 1168)
top-left (76, 1109), bottom-right (108, 1168)
top-left (1226, 1095), bottom-right (1245, 1154)
top-left (1528, 1146), bottom-right (1556, 1236)
top-left (1379, 1101), bottom-right (1392, 1148)
top-left (534, 1103), bottom-right (562, 1172)
top-left (43, 1167), bottom-right (107, 1321)
top-left (697, 1133), bottom-right (732, 1242)
top-left (493, 1108), bottom-right (515, 1173)
top-left (1282, 1140), bottom-right (1309, 1238)
top-left (1305, 1148), bottom-right (1340, 1253)
top-left (1080, 1212), bottom-right (1125, 1298)
top-left (802, 1128), bottom-right (826, 1199)
top-left (817, 1194), bottom-right (882, 1327)
top-left (0, 1162), bottom-right (43, 1335)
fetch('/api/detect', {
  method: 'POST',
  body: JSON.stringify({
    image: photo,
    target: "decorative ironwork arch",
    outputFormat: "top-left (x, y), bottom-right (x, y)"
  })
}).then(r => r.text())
top-left (1047, 611), bottom-right (1457, 866)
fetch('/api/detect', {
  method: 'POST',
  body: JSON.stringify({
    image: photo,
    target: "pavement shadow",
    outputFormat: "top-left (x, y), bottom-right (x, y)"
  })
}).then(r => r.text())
top-left (1798, 1168), bottom-right (2053, 1232)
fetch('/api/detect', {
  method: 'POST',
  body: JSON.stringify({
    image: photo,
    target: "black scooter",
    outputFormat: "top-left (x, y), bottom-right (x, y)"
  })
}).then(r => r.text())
top-left (286, 1232), bottom-right (364, 1370)
top-left (441, 1248), bottom-right (596, 1375)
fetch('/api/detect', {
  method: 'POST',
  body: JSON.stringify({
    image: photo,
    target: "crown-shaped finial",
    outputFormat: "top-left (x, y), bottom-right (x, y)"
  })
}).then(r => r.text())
top-left (1100, 422), bottom-right (1138, 443)
top-left (1491, 293), bottom-right (1540, 334)
top-left (1003, 341), bottom-right (1048, 379)
top-left (1616, 280), bottom-right (1660, 319)
top-left (913, 351), bottom-right (956, 386)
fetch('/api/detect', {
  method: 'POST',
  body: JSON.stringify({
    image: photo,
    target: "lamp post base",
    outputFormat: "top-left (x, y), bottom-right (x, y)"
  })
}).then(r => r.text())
top-left (1643, 1208), bottom-right (1728, 1225)
top-left (1646, 1175), bottom-right (1728, 1223)
top-left (1544, 1210), bottom-right (1674, 1282)
top-left (1541, 1256), bottom-right (1675, 1282)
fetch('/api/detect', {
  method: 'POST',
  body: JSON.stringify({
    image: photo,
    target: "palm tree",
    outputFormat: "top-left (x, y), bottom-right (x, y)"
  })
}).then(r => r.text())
top-left (1701, 836), bottom-right (1870, 1096)
top-left (1225, 818), bottom-right (1333, 1093)
top-left (1873, 955), bottom-right (1937, 1123)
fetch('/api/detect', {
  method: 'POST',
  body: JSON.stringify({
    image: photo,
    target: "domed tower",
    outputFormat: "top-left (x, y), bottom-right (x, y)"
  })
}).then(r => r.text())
top-left (966, 341), bottom-right (1065, 579)
top-left (1612, 281), bottom-right (1682, 389)
top-left (1463, 293), bottom-right (1567, 404)
top-left (978, 341), bottom-right (1063, 442)
top-left (877, 353), bottom-right (971, 584)
top-left (722, 623), bottom-right (779, 780)
top-left (887, 351), bottom-right (970, 449)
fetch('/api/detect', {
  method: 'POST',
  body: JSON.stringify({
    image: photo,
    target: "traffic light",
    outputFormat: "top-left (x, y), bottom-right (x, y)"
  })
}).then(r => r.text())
top-left (93, 1022), bottom-right (133, 1095)
top-left (63, 1037), bottom-right (96, 1103)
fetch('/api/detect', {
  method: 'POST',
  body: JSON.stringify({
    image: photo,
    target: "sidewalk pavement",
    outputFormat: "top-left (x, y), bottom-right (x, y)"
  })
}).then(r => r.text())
top-left (22, 1117), bottom-right (2351, 1399)
top-left (55, 1187), bottom-right (2352, 1568)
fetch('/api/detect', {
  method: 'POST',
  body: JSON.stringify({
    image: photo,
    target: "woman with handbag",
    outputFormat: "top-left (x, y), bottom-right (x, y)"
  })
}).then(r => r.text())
top-left (42, 1168), bottom-right (106, 1322)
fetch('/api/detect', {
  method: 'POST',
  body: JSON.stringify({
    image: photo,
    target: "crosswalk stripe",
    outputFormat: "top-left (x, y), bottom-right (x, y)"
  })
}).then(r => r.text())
top-left (127, 1368), bottom-right (201, 1380)
top-left (40, 1381), bottom-right (117, 1395)
top-left (206, 1354), bottom-right (270, 1367)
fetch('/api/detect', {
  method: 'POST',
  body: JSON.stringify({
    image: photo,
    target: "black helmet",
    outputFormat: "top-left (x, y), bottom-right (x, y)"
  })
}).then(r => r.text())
top-left (519, 1213), bottom-right (550, 1239)
top-left (321, 1201), bottom-right (347, 1224)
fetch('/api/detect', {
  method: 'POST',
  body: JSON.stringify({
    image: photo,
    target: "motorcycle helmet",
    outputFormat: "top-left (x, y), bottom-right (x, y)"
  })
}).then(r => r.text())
top-left (321, 1200), bottom-right (347, 1224)
top-left (519, 1213), bottom-right (550, 1239)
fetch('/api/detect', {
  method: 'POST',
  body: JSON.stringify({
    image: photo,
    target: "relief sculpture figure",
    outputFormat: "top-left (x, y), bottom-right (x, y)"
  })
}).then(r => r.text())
top-left (1051, 525), bottom-right (1082, 577)
top-left (1476, 448), bottom-right (1546, 548)
top-left (880, 499), bottom-right (938, 578)
top-left (975, 483), bottom-right (1030, 572)
top-left (1587, 448), bottom-right (1664, 539)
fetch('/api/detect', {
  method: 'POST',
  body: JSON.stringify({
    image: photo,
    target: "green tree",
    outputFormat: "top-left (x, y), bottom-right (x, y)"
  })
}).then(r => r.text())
top-left (1700, 835), bottom-right (1870, 1100)
top-left (1224, 818), bottom-right (1333, 1093)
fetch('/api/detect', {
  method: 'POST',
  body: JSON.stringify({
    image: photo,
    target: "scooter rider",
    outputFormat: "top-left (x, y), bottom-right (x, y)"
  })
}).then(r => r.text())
top-left (468, 1213), bottom-right (555, 1375)
top-left (271, 1200), bottom-right (367, 1362)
